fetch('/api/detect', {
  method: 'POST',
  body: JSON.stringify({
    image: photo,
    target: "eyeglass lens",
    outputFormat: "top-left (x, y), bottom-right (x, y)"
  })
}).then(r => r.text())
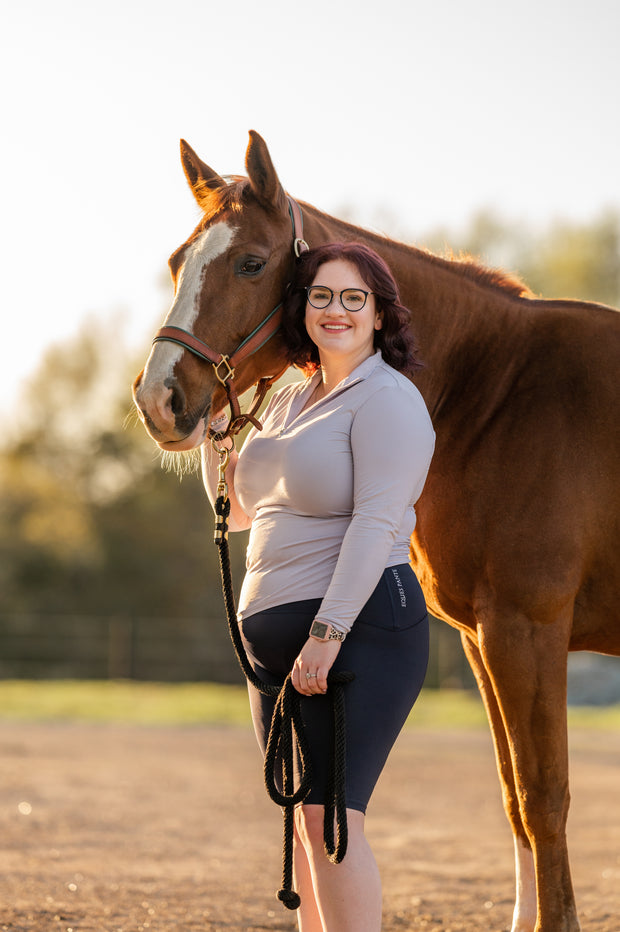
top-left (306, 287), bottom-right (369, 311)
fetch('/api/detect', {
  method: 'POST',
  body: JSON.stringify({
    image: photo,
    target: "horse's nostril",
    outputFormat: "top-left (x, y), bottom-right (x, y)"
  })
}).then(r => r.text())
top-left (170, 382), bottom-right (186, 417)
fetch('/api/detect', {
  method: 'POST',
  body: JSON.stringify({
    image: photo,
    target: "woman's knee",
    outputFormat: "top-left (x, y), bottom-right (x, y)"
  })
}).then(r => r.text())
top-left (295, 804), bottom-right (326, 851)
top-left (295, 805), bottom-right (366, 854)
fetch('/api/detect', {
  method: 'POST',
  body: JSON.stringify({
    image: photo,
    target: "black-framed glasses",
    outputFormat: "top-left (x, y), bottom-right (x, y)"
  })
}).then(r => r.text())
top-left (304, 286), bottom-right (373, 312)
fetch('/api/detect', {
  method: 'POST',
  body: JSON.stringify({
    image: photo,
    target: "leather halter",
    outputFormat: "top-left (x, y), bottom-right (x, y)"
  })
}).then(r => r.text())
top-left (153, 196), bottom-right (309, 438)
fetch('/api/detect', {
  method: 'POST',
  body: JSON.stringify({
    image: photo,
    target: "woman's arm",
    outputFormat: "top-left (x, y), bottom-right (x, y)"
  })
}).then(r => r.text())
top-left (313, 383), bottom-right (435, 633)
top-left (292, 382), bottom-right (435, 695)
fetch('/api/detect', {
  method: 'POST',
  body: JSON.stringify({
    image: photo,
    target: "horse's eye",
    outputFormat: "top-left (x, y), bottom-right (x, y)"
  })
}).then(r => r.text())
top-left (238, 257), bottom-right (265, 276)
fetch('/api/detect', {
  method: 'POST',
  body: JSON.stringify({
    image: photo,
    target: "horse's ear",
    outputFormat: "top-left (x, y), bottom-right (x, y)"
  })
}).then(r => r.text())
top-left (245, 130), bottom-right (286, 211)
top-left (180, 139), bottom-right (225, 208)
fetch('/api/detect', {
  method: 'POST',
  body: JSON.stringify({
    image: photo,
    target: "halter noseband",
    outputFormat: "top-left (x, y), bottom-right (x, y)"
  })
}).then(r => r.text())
top-left (152, 196), bottom-right (309, 438)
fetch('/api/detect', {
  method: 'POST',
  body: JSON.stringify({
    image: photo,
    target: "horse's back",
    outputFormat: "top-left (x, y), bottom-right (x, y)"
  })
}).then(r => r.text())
top-left (432, 296), bottom-right (619, 505)
top-left (522, 298), bottom-right (619, 461)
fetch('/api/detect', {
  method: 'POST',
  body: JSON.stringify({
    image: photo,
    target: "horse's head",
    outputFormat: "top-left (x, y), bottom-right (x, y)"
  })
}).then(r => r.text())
top-left (133, 131), bottom-right (301, 451)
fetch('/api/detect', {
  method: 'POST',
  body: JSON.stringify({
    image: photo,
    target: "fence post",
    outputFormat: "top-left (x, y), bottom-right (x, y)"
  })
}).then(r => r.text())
top-left (107, 616), bottom-right (134, 679)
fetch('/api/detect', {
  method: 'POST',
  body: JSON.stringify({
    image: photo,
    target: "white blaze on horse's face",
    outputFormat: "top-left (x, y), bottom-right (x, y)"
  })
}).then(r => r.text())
top-left (142, 221), bottom-right (236, 389)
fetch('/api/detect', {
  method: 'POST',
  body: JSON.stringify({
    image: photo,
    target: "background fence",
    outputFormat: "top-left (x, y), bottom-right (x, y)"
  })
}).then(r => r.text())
top-left (2, 613), bottom-right (619, 703)
top-left (0, 612), bottom-right (475, 688)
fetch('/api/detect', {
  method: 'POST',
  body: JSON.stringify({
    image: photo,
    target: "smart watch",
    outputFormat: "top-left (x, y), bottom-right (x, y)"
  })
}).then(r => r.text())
top-left (309, 620), bottom-right (346, 642)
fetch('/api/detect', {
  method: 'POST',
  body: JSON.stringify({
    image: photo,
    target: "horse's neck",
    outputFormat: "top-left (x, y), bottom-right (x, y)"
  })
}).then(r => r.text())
top-left (301, 205), bottom-right (519, 403)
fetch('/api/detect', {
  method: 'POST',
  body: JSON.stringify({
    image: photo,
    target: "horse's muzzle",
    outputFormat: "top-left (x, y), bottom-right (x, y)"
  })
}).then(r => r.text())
top-left (132, 372), bottom-right (210, 449)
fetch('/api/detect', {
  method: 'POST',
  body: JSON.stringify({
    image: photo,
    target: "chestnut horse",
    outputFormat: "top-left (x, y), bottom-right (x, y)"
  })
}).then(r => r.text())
top-left (133, 131), bottom-right (620, 932)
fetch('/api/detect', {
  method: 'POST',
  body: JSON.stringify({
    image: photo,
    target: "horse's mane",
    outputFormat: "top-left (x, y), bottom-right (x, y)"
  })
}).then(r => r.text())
top-left (427, 248), bottom-right (532, 298)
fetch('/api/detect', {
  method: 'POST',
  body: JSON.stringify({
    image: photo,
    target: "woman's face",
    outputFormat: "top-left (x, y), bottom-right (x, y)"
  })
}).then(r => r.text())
top-left (304, 259), bottom-right (382, 372)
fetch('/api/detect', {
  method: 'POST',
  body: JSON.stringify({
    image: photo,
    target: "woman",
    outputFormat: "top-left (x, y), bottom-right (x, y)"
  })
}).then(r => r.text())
top-left (202, 242), bottom-right (435, 931)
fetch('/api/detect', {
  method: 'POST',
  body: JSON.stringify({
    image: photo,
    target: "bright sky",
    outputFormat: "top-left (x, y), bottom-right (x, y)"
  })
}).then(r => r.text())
top-left (2, 0), bottom-right (618, 417)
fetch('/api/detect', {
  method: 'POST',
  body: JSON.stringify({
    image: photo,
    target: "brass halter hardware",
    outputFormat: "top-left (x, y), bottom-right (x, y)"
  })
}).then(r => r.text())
top-left (212, 355), bottom-right (235, 386)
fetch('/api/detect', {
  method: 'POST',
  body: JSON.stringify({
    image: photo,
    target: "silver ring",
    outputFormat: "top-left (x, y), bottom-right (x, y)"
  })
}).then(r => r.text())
top-left (305, 672), bottom-right (317, 679)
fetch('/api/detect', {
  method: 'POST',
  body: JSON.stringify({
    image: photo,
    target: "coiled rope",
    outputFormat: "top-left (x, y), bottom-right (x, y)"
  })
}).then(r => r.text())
top-left (213, 453), bottom-right (354, 910)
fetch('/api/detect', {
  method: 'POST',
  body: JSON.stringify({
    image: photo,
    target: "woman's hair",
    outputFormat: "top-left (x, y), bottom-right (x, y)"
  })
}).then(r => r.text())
top-left (281, 242), bottom-right (421, 376)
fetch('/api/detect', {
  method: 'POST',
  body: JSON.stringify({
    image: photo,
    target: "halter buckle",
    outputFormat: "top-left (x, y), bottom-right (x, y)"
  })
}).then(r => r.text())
top-left (294, 237), bottom-right (309, 258)
top-left (213, 354), bottom-right (235, 385)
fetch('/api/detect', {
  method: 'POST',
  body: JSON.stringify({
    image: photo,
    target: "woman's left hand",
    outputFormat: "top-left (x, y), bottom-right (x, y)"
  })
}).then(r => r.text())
top-left (292, 638), bottom-right (342, 696)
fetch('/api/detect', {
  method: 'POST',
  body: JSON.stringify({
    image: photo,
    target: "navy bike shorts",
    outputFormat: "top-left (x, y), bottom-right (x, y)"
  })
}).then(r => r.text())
top-left (240, 563), bottom-right (429, 814)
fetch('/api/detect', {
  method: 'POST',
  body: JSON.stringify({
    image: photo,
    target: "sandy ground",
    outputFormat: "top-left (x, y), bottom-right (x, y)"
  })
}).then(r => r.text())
top-left (0, 721), bottom-right (618, 931)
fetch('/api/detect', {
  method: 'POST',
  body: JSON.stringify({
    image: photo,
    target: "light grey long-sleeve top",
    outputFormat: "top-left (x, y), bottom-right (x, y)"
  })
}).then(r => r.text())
top-left (203, 351), bottom-right (435, 634)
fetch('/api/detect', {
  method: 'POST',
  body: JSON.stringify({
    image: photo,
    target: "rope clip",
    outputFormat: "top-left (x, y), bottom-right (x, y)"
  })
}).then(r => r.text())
top-left (211, 436), bottom-right (235, 543)
top-left (211, 437), bottom-right (233, 500)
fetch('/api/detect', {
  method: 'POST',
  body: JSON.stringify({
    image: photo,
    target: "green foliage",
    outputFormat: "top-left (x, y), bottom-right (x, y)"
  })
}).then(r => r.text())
top-left (521, 212), bottom-right (620, 306)
top-left (421, 209), bottom-right (620, 307)
top-left (0, 317), bottom-right (248, 679)
top-left (0, 323), bottom-right (226, 618)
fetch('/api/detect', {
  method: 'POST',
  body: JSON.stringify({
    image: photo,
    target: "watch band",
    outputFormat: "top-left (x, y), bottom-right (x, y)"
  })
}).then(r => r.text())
top-left (309, 620), bottom-right (346, 642)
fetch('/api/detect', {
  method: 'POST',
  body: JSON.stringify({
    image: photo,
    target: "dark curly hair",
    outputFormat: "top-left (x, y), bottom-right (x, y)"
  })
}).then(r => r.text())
top-left (281, 242), bottom-right (421, 376)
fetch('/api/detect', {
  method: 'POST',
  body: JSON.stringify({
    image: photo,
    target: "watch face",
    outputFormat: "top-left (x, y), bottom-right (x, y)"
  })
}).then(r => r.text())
top-left (311, 621), bottom-right (329, 639)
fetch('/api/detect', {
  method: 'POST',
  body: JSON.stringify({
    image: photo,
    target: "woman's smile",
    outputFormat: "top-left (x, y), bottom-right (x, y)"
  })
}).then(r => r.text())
top-left (304, 259), bottom-right (382, 378)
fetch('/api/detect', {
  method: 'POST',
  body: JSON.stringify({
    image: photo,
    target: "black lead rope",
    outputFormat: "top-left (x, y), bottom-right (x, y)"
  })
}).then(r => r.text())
top-left (212, 453), bottom-right (354, 910)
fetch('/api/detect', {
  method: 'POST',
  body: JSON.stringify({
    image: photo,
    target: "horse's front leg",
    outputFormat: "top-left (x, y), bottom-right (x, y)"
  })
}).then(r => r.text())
top-left (475, 605), bottom-right (581, 932)
top-left (461, 632), bottom-right (537, 932)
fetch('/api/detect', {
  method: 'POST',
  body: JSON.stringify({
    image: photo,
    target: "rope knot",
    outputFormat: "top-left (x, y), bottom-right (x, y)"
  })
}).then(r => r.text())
top-left (277, 888), bottom-right (301, 911)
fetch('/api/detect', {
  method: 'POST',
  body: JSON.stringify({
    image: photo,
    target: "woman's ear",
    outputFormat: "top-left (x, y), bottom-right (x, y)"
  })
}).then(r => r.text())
top-left (374, 311), bottom-right (383, 331)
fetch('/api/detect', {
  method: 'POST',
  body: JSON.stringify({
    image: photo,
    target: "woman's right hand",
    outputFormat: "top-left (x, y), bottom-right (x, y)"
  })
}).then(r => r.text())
top-left (291, 638), bottom-right (342, 696)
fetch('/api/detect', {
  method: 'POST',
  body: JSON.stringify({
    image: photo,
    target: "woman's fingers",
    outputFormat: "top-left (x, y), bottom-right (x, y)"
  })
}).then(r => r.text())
top-left (291, 639), bottom-right (341, 695)
top-left (315, 668), bottom-right (328, 693)
top-left (292, 659), bottom-right (326, 696)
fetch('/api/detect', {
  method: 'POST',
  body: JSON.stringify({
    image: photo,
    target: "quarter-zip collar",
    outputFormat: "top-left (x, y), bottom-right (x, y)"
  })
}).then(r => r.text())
top-left (283, 351), bottom-right (384, 431)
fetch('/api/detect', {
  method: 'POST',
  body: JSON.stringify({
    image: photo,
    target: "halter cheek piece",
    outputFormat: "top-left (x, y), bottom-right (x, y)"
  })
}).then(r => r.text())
top-left (152, 196), bottom-right (309, 439)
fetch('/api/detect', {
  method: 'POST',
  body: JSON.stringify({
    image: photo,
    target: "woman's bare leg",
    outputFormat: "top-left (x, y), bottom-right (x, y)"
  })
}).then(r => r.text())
top-left (294, 818), bottom-right (325, 931)
top-left (295, 804), bottom-right (382, 932)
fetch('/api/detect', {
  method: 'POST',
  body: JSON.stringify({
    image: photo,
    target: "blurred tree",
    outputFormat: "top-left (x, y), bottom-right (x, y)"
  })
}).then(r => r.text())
top-left (418, 209), bottom-right (620, 308)
top-left (519, 211), bottom-right (620, 306)
top-left (0, 316), bottom-right (247, 621)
